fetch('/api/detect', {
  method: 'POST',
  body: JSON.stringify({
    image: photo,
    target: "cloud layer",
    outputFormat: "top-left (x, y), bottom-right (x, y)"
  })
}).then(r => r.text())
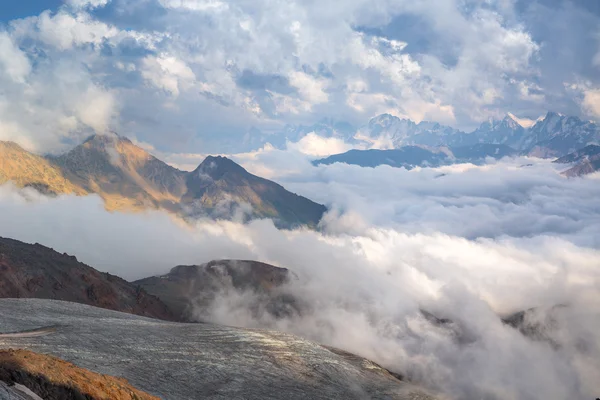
top-left (0, 155), bottom-right (598, 399)
top-left (1, 0), bottom-right (599, 153)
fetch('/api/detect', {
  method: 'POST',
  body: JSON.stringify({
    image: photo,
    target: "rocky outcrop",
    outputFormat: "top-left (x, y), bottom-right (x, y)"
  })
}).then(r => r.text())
top-left (0, 349), bottom-right (159, 400)
top-left (134, 259), bottom-right (299, 322)
top-left (0, 237), bottom-right (175, 321)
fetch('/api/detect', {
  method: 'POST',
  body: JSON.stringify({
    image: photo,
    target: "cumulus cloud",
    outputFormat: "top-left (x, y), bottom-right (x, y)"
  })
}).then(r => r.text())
top-left (8, 0), bottom-right (595, 153)
top-left (0, 154), bottom-right (599, 399)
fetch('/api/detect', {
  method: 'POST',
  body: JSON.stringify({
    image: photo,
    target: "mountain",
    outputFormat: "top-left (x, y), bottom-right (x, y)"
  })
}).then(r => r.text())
top-left (0, 299), bottom-right (437, 400)
top-left (464, 114), bottom-right (526, 148)
top-left (519, 112), bottom-right (600, 157)
top-left (51, 134), bottom-right (187, 212)
top-left (0, 134), bottom-right (325, 228)
top-left (357, 114), bottom-right (462, 148)
top-left (315, 147), bottom-right (449, 168)
top-left (0, 236), bottom-right (175, 321)
top-left (0, 142), bottom-right (85, 196)
top-left (553, 144), bottom-right (600, 177)
top-left (314, 144), bottom-right (517, 169)
top-left (182, 155), bottom-right (326, 227)
top-left (134, 259), bottom-right (296, 322)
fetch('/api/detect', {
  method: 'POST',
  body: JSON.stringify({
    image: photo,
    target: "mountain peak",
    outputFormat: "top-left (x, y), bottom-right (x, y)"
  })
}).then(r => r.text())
top-left (544, 111), bottom-right (563, 121)
top-left (193, 155), bottom-right (247, 180)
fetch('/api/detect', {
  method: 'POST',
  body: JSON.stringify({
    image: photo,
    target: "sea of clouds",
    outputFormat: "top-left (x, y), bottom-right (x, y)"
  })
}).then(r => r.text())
top-left (0, 150), bottom-right (599, 400)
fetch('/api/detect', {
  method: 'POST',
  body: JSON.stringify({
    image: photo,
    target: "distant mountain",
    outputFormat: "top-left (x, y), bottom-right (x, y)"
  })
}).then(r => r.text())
top-left (553, 144), bottom-right (600, 177)
top-left (315, 147), bottom-right (448, 168)
top-left (464, 114), bottom-right (526, 148)
top-left (246, 112), bottom-right (600, 159)
top-left (134, 260), bottom-right (296, 322)
top-left (0, 135), bottom-right (326, 228)
top-left (357, 112), bottom-right (599, 157)
top-left (0, 236), bottom-right (175, 321)
top-left (357, 114), bottom-right (462, 148)
top-left (314, 144), bottom-right (517, 169)
top-left (521, 112), bottom-right (600, 157)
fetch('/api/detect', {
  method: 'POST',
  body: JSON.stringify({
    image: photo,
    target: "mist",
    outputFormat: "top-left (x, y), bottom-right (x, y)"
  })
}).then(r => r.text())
top-left (0, 155), bottom-right (599, 400)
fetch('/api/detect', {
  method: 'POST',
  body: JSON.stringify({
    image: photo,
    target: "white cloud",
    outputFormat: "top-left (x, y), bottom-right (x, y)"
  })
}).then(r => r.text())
top-left (0, 32), bottom-right (31, 83)
top-left (141, 55), bottom-right (197, 97)
top-left (582, 88), bottom-right (600, 118)
top-left (286, 132), bottom-right (354, 157)
top-left (0, 156), bottom-right (599, 398)
top-left (158, 0), bottom-right (229, 12)
top-left (34, 11), bottom-right (118, 50)
top-left (67, 0), bottom-right (112, 10)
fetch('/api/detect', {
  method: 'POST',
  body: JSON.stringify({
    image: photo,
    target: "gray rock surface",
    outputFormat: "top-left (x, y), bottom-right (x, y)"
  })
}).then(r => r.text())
top-left (0, 299), bottom-right (436, 400)
top-left (0, 382), bottom-right (43, 400)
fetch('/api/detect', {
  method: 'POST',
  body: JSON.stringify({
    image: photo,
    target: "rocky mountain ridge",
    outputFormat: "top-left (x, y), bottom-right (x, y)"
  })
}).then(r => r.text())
top-left (0, 134), bottom-right (326, 228)
top-left (246, 112), bottom-right (599, 158)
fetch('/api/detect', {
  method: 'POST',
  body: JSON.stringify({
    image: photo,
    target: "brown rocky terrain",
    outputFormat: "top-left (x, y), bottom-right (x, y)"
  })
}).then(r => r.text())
top-left (0, 237), bottom-right (175, 321)
top-left (0, 349), bottom-right (159, 400)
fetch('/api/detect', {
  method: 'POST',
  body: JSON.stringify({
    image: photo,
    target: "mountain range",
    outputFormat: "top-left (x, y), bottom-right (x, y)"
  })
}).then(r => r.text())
top-left (553, 144), bottom-right (600, 177)
top-left (314, 144), bottom-right (517, 169)
top-left (246, 112), bottom-right (600, 158)
top-left (0, 134), bottom-right (326, 228)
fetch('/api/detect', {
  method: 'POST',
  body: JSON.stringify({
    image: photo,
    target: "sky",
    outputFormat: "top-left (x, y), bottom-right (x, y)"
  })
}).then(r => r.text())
top-left (0, 0), bottom-right (599, 154)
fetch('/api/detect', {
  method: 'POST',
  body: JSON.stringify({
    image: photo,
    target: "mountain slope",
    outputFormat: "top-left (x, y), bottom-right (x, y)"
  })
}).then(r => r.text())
top-left (554, 144), bottom-right (600, 177)
top-left (0, 299), bottom-right (437, 400)
top-left (0, 236), bottom-right (175, 321)
top-left (51, 134), bottom-right (187, 211)
top-left (183, 156), bottom-right (326, 227)
top-left (0, 142), bottom-right (85, 196)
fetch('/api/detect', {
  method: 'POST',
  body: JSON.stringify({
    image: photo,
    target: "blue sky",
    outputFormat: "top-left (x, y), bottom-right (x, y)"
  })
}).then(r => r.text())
top-left (0, 1), bottom-right (62, 21)
top-left (0, 0), bottom-right (599, 154)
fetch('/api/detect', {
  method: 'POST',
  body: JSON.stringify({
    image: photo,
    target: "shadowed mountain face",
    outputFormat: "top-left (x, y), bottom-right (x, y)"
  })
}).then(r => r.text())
top-left (314, 144), bottom-right (517, 169)
top-left (134, 260), bottom-right (298, 322)
top-left (553, 145), bottom-right (600, 177)
top-left (0, 135), bottom-right (326, 228)
top-left (0, 299), bottom-right (437, 400)
top-left (0, 237), bottom-right (175, 321)
top-left (183, 156), bottom-right (326, 227)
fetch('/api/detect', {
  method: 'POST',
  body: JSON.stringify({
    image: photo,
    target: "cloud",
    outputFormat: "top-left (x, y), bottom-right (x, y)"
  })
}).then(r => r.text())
top-left (1, 153), bottom-right (600, 398)
top-left (9, 0), bottom-right (595, 152)
top-left (582, 87), bottom-right (600, 118)
top-left (285, 132), bottom-right (354, 157)
top-left (67, 0), bottom-right (112, 10)
top-left (0, 32), bottom-right (31, 83)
